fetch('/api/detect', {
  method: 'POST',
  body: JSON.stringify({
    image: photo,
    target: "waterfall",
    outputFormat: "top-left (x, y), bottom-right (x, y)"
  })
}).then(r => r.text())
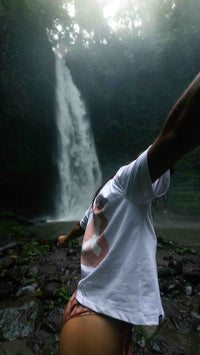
top-left (55, 55), bottom-right (102, 221)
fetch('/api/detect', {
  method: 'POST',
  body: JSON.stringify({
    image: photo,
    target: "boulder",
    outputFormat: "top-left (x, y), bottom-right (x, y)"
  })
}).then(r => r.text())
top-left (15, 283), bottom-right (39, 298)
top-left (0, 298), bottom-right (42, 341)
top-left (0, 339), bottom-right (34, 355)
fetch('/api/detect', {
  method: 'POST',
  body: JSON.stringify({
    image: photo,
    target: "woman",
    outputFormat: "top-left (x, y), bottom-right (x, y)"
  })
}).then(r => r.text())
top-left (57, 73), bottom-right (200, 355)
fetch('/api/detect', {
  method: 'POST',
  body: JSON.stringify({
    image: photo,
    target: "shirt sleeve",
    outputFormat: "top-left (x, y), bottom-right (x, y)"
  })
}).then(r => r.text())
top-left (80, 204), bottom-right (92, 230)
top-left (113, 147), bottom-right (170, 205)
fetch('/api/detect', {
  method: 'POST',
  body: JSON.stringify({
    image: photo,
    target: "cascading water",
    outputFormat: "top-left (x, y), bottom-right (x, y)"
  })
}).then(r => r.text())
top-left (55, 55), bottom-right (102, 221)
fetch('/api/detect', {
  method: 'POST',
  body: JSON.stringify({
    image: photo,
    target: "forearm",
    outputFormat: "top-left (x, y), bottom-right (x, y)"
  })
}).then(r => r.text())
top-left (57, 222), bottom-right (85, 247)
top-left (160, 73), bottom-right (200, 150)
top-left (148, 73), bottom-right (200, 182)
top-left (66, 222), bottom-right (85, 242)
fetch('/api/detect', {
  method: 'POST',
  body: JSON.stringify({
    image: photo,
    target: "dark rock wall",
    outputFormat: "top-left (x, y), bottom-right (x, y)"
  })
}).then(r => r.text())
top-left (0, 4), bottom-right (57, 217)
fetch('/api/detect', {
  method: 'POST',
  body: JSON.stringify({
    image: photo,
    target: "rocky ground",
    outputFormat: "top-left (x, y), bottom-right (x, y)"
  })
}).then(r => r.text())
top-left (0, 216), bottom-right (200, 355)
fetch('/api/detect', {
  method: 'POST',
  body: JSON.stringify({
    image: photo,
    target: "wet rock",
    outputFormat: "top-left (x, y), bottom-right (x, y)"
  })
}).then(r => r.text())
top-left (168, 283), bottom-right (177, 291)
top-left (178, 250), bottom-right (186, 256)
top-left (0, 283), bottom-right (16, 300)
top-left (182, 257), bottom-right (193, 264)
top-left (15, 283), bottom-right (39, 298)
top-left (43, 299), bottom-right (54, 312)
top-left (157, 236), bottom-right (165, 244)
top-left (7, 269), bottom-right (26, 283)
top-left (160, 280), bottom-right (182, 295)
top-left (188, 248), bottom-right (197, 255)
top-left (158, 267), bottom-right (174, 278)
top-left (190, 311), bottom-right (200, 333)
top-left (183, 272), bottom-right (200, 285)
top-left (168, 240), bottom-right (175, 246)
top-left (157, 242), bottom-right (164, 249)
top-left (0, 339), bottom-right (34, 355)
top-left (32, 343), bottom-right (41, 353)
top-left (67, 264), bottom-right (80, 274)
top-left (0, 242), bottom-right (17, 253)
top-left (182, 284), bottom-right (193, 296)
top-left (168, 259), bottom-right (183, 274)
top-left (163, 255), bottom-right (173, 261)
top-left (139, 325), bottom-right (159, 339)
top-left (30, 327), bottom-right (58, 353)
top-left (151, 340), bottom-right (163, 353)
top-left (159, 280), bottom-right (171, 294)
top-left (174, 347), bottom-right (185, 354)
top-left (137, 339), bottom-right (146, 348)
top-left (190, 310), bottom-right (200, 320)
top-left (67, 248), bottom-right (77, 256)
top-left (43, 280), bottom-right (62, 298)
top-left (40, 319), bottom-right (60, 334)
top-left (159, 340), bottom-right (171, 351)
top-left (21, 277), bottom-right (36, 286)
top-left (15, 257), bottom-right (30, 266)
top-left (0, 256), bottom-right (14, 268)
top-left (0, 298), bottom-right (42, 341)
top-left (0, 222), bottom-right (199, 355)
top-left (170, 316), bottom-right (189, 334)
top-left (28, 266), bottom-right (39, 275)
top-left (41, 342), bottom-right (58, 355)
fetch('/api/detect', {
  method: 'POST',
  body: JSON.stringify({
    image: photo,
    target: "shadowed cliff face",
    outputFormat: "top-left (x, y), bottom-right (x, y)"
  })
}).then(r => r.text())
top-left (0, 6), bottom-right (58, 217)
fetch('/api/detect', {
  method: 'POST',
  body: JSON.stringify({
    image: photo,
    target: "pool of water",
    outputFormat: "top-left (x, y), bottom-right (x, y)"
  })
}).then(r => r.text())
top-left (27, 216), bottom-right (200, 248)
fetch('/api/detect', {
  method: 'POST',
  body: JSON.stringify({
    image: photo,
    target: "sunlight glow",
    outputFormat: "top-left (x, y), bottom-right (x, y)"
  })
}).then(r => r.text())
top-left (103, 1), bottom-right (121, 18)
top-left (56, 24), bottom-right (63, 32)
top-left (65, 3), bottom-right (75, 17)
top-left (98, 0), bottom-right (124, 18)
top-left (98, 0), bottom-right (132, 31)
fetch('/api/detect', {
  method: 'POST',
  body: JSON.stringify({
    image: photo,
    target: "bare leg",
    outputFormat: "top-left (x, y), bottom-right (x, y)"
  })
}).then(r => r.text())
top-left (58, 314), bottom-right (123, 355)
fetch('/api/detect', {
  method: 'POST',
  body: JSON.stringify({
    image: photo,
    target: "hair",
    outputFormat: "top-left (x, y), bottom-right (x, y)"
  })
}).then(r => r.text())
top-left (152, 166), bottom-right (174, 214)
top-left (92, 176), bottom-right (114, 206)
top-left (92, 160), bottom-right (174, 208)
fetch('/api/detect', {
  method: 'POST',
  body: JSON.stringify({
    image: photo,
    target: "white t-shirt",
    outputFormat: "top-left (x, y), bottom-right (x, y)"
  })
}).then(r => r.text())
top-left (76, 147), bottom-right (170, 326)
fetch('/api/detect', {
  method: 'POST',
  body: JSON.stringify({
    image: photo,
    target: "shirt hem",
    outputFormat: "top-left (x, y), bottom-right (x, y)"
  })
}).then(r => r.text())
top-left (76, 289), bottom-right (164, 326)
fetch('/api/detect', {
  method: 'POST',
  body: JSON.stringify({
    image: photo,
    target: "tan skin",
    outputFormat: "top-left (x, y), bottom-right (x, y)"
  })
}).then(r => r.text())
top-left (57, 73), bottom-right (200, 355)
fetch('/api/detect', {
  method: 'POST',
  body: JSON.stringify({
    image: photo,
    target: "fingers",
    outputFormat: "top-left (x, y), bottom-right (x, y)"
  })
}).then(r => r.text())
top-left (56, 235), bottom-right (68, 248)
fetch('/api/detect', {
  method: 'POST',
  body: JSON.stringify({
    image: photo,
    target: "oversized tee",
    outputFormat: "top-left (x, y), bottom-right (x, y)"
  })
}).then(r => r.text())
top-left (76, 147), bottom-right (170, 326)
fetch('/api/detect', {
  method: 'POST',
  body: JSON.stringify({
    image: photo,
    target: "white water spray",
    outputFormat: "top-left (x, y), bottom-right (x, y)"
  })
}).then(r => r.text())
top-left (55, 55), bottom-right (102, 221)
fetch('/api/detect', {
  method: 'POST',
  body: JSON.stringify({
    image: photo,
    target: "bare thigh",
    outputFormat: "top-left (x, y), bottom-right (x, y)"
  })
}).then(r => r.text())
top-left (58, 314), bottom-right (122, 355)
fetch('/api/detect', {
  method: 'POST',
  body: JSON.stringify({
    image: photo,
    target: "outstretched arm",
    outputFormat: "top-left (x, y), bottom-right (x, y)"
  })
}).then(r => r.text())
top-left (148, 73), bottom-right (200, 182)
top-left (57, 222), bottom-right (85, 248)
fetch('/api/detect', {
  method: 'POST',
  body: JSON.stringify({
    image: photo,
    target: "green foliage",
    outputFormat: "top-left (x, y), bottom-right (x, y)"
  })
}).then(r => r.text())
top-left (53, 286), bottom-right (71, 304)
top-left (68, 239), bottom-right (80, 248)
top-left (44, 299), bottom-right (54, 311)
top-left (30, 271), bottom-right (39, 281)
top-left (171, 290), bottom-right (181, 297)
top-left (20, 241), bottom-right (39, 257)
top-left (8, 249), bottom-right (15, 256)
top-left (0, 269), bottom-right (7, 278)
top-left (0, 0), bottom-right (67, 28)
top-left (20, 240), bottom-right (50, 258)
top-left (0, 220), bottom-right (27, 238)
top-left (0, 211), bottom-right (15, 218)
top-left (173, 247), bottom-right (188, 254)
top-left (35, 287), bottom-right (43, 297)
